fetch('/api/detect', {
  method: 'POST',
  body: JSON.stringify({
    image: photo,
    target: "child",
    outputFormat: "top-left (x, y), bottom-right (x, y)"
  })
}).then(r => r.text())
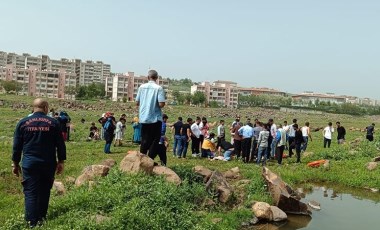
top-left (114, 118), bottom-right (126, 146)
top-left (88, 122), bottom-right (99, 141)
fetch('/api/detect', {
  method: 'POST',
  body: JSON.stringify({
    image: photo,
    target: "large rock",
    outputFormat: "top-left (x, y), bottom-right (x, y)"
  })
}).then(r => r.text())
top-left (262, 167), bottom-right (311, 215)
top-left (152, 166), bottom-right (182, 185)
top-left (251, 202), bottom-right (287, 222)
top-left (206, 171), bottom-right (234, 203)
top-left (100, 159), bottom-right (116, 168)
top-left (75, 165), bottom-right (110, 187)
top-left (223, 167), bottom-right (241, 179)
top-left (367, 162), bottom-right (378, 171)
top-left (52, 181), bottom-right (66, 195)
top-left (252, 202), bottom-right (272, 220)
top-left (119, 151), bottom-right (155, 174)
top-left (193, 165), bottom-right (213, 182)
top-left (270, 206), bottom-right (288, 222)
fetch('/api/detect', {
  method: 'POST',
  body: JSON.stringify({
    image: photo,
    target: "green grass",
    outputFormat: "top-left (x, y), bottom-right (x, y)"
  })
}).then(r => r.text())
top-left (1, 94), bottom-right (380, 229)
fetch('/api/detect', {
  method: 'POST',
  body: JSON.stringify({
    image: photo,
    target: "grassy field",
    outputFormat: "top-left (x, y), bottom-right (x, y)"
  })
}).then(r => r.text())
top-left (1, 94), bottom-right (380, 229)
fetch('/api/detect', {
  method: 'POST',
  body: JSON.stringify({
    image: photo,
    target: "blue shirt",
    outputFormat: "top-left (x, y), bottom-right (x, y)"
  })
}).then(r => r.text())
top-left (238, 125), bottom-right (254, 139)
top-left (12, 112), bottom-right (66, 169)
top-left (136, 81), bottom-right (166, 124)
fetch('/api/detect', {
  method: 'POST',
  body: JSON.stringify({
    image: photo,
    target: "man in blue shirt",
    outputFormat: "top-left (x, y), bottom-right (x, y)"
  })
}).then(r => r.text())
top-left (136, 70), bottom-right (166, 160)
top-left (12, 98), bottom-right (66, 228)
top-left (238, 123), bottom-right (254, 163)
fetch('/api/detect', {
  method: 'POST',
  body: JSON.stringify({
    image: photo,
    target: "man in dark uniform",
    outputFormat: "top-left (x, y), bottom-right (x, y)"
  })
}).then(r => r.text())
top-left (12, 98), bottom-right (66, 228)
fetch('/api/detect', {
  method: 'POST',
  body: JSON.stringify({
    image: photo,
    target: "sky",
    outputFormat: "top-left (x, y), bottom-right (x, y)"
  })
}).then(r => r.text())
top-left (1, 0), bottom-right (379, 99)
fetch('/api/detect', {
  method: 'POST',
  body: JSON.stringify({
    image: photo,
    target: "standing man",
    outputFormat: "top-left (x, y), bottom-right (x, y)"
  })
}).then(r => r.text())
top-left (276, 124), bottom-right (287, 165)
top-left (158, 114), bottom-right (169, 166)
top-left (12, 98), bottom-right (66, 228)
top-left (232, 121), bottom-right (243, 160)
top-left (268, 119), bottom-right (277, 159)
top-left (238, 122), bottom-right (254, 163)
top-left (366, 123), bottom-right (375, 142)
top-left (336, 122), bottom-right (346, 144)
top-left (301, 122), bottom-right (312, 152)
top-left (323, 122), bottom-right (334, 148)
top-left (287, 119), bottom-right (297, 157)
top-left (172, 117), bottom-right (183, 156)
top-left (136, 70), bottom-right (166, 160)
top-left (190, 117), bottom-right (202, 157)
top-left (217, 120), bottom-right (226, 148)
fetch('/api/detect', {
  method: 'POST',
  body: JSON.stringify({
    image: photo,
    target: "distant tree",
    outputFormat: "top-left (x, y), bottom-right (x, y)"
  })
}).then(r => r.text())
top-left (184, 93), bottom-right (192, 105)
top-left (191, 91), bottom-right (206, 106)
top-left (0, 80), bottom-right (23, 94)
top-left (64, 86), bottom-right (77, 100)
top-left (209, 101), bottom-right (220, 108)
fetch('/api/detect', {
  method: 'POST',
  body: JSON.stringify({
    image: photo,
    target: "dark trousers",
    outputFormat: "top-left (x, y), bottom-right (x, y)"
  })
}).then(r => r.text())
top-left (288, 136), bottom-right (295, 156)
top-left (234, 139), bottom-right (242, 158)
top-left (366, 135), bottom-right (374, 142)
top-left (277, 145), bottom-right (285, 164)
top-left (323, 138), bottom-right (332, 148)
top-left (191, 136), bottom-right (200, 154)
top-left (295, 144), bottom-right (302, 163)
top-left (266, 136), bottom-right (273, 159)
top-left (242, 138), bottom-right (252, 163)
top-left (22, 167), bottom-right (55, 226)
top-left (158, 144), bottom-right (167, 166)
top-left (140, 121), bottom-right (162, 160)
top-left (251, 139), bottom-right (258, 161)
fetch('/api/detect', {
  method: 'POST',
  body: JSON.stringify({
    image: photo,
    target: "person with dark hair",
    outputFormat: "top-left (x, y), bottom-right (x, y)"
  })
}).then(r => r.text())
top-left (288, 119), bottom-right (297, 157)
top-left (336, 122), bottom-right (346, 144)
top-left (201, 133), bottom-right (216, 158)
top-left (294, 124), bottom-right (304, 163)
top-left (232, 121), bottom-right (243, 159)
top-left (276, 124), bottom-right (287, 165)
top-left (190, 116), bottom-right (201, 157)
top-left (57, 111), bottom-right (70, 141)
top-left (158, 114), bottom-right (169, 166)
top-left (256, 123), bottom-right (270, 166)
top-left (12, 98), bottom-right (66, 228)
top-left (323, 122), bottom-right (334, 148)
top-left (238, 122), bottom-right (254, 163)
top-left (114, 118), bottom-right (126, 147)
top-left (301, 122), bottom-right (312, 151)
top-left (88, 122), bottom-right (99, 141)
top-left (177, 118), bottom-right (193, 158)
top-left (365, 123), bottom-right (375, 142)
top-left (136, 70), bottom-right (166, 159)
top-left (217, 120), bottom-right (225, 148)
top-left (104, 116), bottom-right (116, 153)
top-left (217, 139), bottom-right (234, 161)
top-left (172, 117), bottom-right (183, 156)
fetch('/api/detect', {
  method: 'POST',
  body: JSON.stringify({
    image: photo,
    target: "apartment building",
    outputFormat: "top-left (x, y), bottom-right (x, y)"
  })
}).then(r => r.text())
top-left (0, 65), bottom-right (77, 99)
top-left (292, 92), bottom-right (346, 105)
top-left (0, 51), bottom-right (111, 99)
top-left (238, 87), bottom-right (286, 97)
top-left (106, 71), bottom-right (169, 102)
top-left (191, 81), bottom-right (239, 107)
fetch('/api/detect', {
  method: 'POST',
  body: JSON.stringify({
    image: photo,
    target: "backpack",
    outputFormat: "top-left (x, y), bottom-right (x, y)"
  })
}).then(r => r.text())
top-left (103, 119), bottom-right (112, 130)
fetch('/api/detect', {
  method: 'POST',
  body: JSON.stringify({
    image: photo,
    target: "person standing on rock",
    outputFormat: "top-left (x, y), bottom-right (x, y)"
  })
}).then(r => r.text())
top-left (336, 122), bottom-right (346, 144)
top-left (136, 70), bottom-right (166, 159)
top-left (12, 98), bottom-right (66, 228)
top-left (365, 123), bottom-right (375, 142)
top-left (323, 122), bottom-right (334, 148)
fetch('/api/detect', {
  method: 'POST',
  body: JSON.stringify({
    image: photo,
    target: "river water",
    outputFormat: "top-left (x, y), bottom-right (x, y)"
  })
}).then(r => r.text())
top-left (250, 184), bottom-right (380, 230)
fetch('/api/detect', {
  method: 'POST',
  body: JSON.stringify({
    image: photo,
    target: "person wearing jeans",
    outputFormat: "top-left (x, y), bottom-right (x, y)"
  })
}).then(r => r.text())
top-left (177, 118), bottom-right (192, 158)
top-left (172, 117), bottom-right (183, 155)
top-left (301, 122), bottom-right (312, 151)
top-left (323, 122), bottom-right (334, 148)
top-left (256, 124), bottom-right (269, 166)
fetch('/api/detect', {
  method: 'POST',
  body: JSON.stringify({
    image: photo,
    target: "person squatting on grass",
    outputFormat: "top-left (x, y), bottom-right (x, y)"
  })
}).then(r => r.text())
top-left (136, 69), bottom-right (166, 161)
top-left (201, 133), bottom-right (217, 158)
top-left (12, 98), bottom-right (66, 228)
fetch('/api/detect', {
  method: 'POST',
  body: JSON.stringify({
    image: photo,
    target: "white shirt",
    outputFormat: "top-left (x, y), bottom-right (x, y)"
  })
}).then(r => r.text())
top-left (191, 123), bottom-right (201, 138)
top-left (270, 124), bottom-right (277, 138)
top-left (288, 124), bottom-right (296, 137)
top-left (301, 126), bottom-right (309, 137)
top-left (323, 126), bottom-right (334, 139)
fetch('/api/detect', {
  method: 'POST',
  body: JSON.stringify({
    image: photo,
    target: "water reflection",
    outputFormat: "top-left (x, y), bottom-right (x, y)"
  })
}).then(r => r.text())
top-left (245, 184), bottom-right (380, 230)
